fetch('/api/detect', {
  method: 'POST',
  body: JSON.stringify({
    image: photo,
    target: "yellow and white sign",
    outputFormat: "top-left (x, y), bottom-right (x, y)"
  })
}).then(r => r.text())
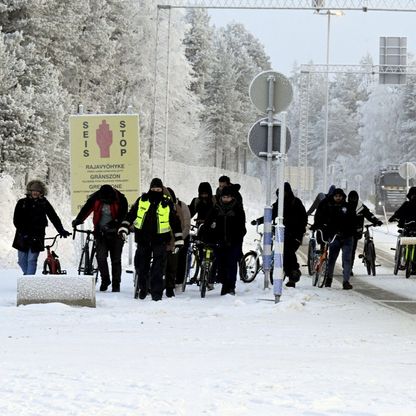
top-left (70, 114), bottom-right (140, 215)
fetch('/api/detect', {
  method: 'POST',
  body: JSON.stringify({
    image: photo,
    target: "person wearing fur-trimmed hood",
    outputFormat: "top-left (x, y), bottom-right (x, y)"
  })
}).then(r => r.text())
top-left (12, 180), bottom-right (70, 275)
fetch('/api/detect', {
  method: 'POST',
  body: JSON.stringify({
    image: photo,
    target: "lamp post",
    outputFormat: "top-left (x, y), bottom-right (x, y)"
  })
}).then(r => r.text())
top-left (316, 9), bottom-right (344, 191)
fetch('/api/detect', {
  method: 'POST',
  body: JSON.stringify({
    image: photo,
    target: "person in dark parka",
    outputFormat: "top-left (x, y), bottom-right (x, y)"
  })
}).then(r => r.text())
top-left (72, 184), bottom-right (128, 292)
top-left (189, 182), bottom-right (217, 226)
top-left (347, 190), bottom-right (382, 274)
top-left (13, 180), bottom-right (70, 275)
top-left (201, 185), bottom-right (246, 295)
top-left (389, 186), bottom-right (416, 228)
top-left (312, 188), bottom-right (356, 289)
top-left (252, 182), bottom-right (307, 287)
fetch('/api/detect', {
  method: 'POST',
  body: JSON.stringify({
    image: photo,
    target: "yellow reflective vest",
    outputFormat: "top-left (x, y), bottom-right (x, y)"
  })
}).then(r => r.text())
top-left (133, 197), bottom-right (171, 234)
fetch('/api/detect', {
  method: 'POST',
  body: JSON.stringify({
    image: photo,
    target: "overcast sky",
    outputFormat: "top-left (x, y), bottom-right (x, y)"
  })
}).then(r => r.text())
top-left (209, 9), bottom-right (416, 76)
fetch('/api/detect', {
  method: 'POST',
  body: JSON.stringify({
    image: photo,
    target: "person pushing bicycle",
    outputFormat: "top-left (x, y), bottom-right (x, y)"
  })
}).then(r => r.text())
top-left (117, 178), bottom-right (183, 301)
top-left (72, 184), bottom-right (128, 292)
top-left (312, 188), bottom-right (355, 290)
top-left (12, 179), bottom-right (71, 275)
top-left (347, 190), bottom-right (382, 276)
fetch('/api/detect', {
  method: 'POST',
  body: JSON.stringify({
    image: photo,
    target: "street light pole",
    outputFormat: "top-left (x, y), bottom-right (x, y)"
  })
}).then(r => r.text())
top-left (319, 9), bottom-right (344, 191)
top-left (323, 11), bottom-right (331, 191)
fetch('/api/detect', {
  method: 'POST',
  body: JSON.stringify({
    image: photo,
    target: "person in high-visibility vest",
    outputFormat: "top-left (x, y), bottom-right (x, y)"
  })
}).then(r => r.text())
top-left (118, 178), bottom-right (183, 301)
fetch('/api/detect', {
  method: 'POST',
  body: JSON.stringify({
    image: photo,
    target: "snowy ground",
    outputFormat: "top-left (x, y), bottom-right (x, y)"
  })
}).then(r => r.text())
top-left (2, 223), bottom-right (416, 415)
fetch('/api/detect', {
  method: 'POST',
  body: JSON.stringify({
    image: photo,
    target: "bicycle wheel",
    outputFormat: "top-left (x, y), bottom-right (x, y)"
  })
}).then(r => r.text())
top-left (393, 243), bottom-right (403, 275)
top-left (43, 260), bottom-right (52, 275)
top-left (133, 271), bottom-right (139, 299)
top-left (55, 259), bottom-right (62, 274)
top-left (366, 241), bottom-right (376, 276)
top-left (92, 246), bottom-right (99, 282)
top-left (307, 239), bottom-right (316, 276)
top-left (315, 259), bottom-right (328, 288)
top-left (200, 265), bottom-right (209, 298)
top-left (78, 248), bottom-right (86, 274)
top-left (191, 248), bottom-right (200, 280)
top-left (239, 251), bottom-right (260, 283)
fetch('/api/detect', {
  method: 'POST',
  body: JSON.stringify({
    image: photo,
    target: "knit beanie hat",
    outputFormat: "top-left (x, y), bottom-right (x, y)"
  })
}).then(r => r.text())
top-left (150, 178), bottom-right (163, 189)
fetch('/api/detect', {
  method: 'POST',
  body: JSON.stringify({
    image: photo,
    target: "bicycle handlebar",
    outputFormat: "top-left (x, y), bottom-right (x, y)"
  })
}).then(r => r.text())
top-left (45, 233), bottom-right (70, 248)
top-left (72, 227), bottom-right (95, 240)
top-left (315, 229), bottom-right (338, 245)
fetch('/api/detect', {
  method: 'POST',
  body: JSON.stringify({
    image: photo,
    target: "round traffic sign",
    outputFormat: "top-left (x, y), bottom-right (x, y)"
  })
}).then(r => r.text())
top-left (398, 162), bottom-right (416, 180)
top-left (247, 118), bottom-right (291, 160)
top-left (249, 70), bottom-right (293, 115)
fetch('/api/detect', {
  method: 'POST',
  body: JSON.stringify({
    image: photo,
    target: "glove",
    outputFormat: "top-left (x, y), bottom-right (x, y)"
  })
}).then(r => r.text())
top-left (174, 239), bottom-right (184, 254)
top-left (72, 219), bottom-right (83, 228)
top-left (376, 220), bottom-right (383, 226)
top-left (118, 226), bottom-right (129, 242)
top-left (250, 219), bottom-right (257, 226)
top-left (59, 229), bottom-right (71, 238)
top-left (388, 217), bottom-right (396, 223)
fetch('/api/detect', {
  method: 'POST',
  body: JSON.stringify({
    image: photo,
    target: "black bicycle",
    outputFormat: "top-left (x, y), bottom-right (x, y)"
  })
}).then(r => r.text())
top-left (358, 224), bottom-right (377, 276)
top-left (196, 241), bottom-right (217, 298)
top-left (73, 227), bottom-right (99, 280)
top-left (182, 224), bottom-right (201, 292)
top-left (307, 228), bottom-right (319, 276)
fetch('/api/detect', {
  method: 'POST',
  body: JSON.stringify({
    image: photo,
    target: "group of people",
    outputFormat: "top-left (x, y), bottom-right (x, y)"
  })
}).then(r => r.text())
top-left (13, 175), bottom-right (416, 299)
top-left (12, 175), bottom-right (247, 301)
top-left (309, 186), bottom-right (382, 290)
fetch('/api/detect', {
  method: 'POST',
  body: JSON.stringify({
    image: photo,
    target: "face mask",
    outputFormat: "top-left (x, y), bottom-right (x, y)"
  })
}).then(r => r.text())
top-left (149, 190), bottom-right (163, 202)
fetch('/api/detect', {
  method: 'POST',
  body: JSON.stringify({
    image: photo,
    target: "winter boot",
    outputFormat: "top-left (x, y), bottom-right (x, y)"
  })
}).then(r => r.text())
top-left (165, 287), bottom-right (175, 298)
top-left (343, 281), bottom-right (353, 290)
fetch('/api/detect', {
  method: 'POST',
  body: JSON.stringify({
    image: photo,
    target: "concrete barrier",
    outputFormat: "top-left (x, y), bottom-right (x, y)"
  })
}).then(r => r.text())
top-left (17, 276), bottom-right (96, 308)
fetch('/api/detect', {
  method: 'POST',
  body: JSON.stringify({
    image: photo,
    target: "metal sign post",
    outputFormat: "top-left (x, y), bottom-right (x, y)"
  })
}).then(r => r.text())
top-left (273, 111), bottom-right (287, 303)
top-left (248, 70), bottom-right (293, 295)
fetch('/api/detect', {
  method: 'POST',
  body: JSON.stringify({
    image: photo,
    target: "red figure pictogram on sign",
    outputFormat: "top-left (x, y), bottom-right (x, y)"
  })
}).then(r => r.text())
top-left (96, 120), bottom-right (113, 158)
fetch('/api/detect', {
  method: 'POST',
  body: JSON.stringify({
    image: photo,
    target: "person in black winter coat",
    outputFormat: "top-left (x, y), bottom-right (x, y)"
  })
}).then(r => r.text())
top-left (12, 180), bottom-right (70, 275)
top-left (118, 178), bottom-right (183, 301)
top-left (215, 175), bottom-right (244, 206)
top-left (389, 186), bottom-right (416, 228)
top-left (252, 182), bottom-right (307, 287)
top-left (189, 182), bottom-right (217, 226)
top-left (201, 185), bottom-right (246, 295)
top-left (347, 190), bottom-right (382, 274)
top-left (312, 188), bottom-right (356, 289)
top-left (72, 184), bottom-right (128, 292)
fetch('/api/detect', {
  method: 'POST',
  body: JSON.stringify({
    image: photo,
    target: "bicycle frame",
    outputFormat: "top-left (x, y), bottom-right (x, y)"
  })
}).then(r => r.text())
top-left (360, 224), bottom-right (377, 276)
top-left (42, 234), bottom-right (67, 275)
top-left (73, 227), bottom-right (98, 277)
top-left (400, 222), bottom-right (416, 278)
top-left (312, 230), bottom-right (337, 288)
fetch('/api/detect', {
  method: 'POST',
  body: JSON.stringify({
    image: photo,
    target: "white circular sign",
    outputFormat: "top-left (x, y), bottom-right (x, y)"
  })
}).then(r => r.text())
top-left (398, 162), bottom-right (416, 179)
top-left (249, 70), bottom-right (293, 115)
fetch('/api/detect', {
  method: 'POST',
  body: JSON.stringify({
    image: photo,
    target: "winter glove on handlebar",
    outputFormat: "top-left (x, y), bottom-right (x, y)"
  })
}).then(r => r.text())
top-left (59, 229), bottom-right (71, 238)
top-left (118, 225), bottom-right (129, 242)
top-left (72, 219), bottom-right (83, 228)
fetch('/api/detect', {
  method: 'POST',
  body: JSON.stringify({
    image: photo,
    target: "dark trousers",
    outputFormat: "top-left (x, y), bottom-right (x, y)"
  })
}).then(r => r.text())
top-left (351, 236), bottom-right (359, 269)
top-left (95, 233), bottom-right (124, 286)
top-left (135, 242), bottom-right (166, 299)
top-left (176, 236), bottom-right (189, 285)
top-left (327, 236), bottom-right (353, 282)
top-left (164, 251), bottom-right (179, 289)
top-left (215, 244), bottom-right (241, 291)
top-left (283, 237), bottom-right (301, 281)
